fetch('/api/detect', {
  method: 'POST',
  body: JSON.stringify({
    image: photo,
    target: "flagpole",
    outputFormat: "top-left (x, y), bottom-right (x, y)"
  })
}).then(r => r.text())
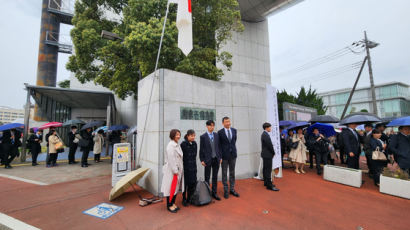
top-left (154, 1), bottom-right (171, 75)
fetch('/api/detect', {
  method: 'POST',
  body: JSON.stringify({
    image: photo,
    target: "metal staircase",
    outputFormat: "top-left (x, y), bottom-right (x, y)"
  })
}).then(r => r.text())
top-left (48, 0), bottom-right (74, 25)
top-left (45, 31), bottom-right (73, 54)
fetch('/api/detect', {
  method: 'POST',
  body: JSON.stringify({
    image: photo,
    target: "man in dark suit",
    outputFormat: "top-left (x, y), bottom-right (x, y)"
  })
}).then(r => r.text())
top-left (279, 126), bottom-right (287, 169)
top-left (218, 117), bottom-right (239, 199)
top-left (28, 129), bottom-right (42, 166)
top-left (261, 123), bottom-right (279, 191)
top-left (2, 129), bottom-right (21, 169)
top-left (200, 120), bottom-right (222, 200)
top-left (362, 124), bottom-right (374, 178)
top-left (388, 126), bottom-right (410, 173)
top-left (68, 126), bottom-right (79, 164)
top-left (342, 123), bottom-right (361, 169)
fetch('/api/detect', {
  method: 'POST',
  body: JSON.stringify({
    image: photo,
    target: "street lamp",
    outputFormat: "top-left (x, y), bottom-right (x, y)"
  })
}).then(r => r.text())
top-left (101, 30), bottom-right (123, 41)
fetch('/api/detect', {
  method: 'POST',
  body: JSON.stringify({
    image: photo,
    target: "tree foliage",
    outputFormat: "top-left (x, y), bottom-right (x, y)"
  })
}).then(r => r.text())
top-left (67, 0), bottom-right (244, 99)
top-left (277, 86), bottom-right (327, 120)
top-left (58, 79), bottom-right (70, 88)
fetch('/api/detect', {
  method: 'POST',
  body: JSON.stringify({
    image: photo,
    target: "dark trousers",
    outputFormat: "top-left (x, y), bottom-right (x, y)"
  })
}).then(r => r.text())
top-left (309, 150), bottom-right (314, 168)
top-left (183, 183), bottom-right (196, 203)
top-left (328, 153), bottom-right (335, 165)
top-left (166, 194), bottom-right (177, 208)
top-left (81, 149), bottom-right (90, 165)
top-left (47, 153), bottom-right (58, 165)
top-left (340, 150), bottom-right (346, 164)
top-left (94, 153), bottom-right (101, 162)
top-left (32, 149), bottom-right (39, 164)
top-left (347, 154), bottom-right (360, 169)
top-left (315, 152), bottom-right (328, 173)
top-left (373, 160), bottom-right (387, 185)
top-left (204, 157), bottom-right (220, 193)
top-left (262, 157), bottom-right (273, 188)
top-left (68, 144), bottom-right (77, 163)
top-left (222, 157), bottom-right (236, 192)
top-left (5, 146), bottom-right (18, 166)
top-left (365, 153), bottom-right (374, 176)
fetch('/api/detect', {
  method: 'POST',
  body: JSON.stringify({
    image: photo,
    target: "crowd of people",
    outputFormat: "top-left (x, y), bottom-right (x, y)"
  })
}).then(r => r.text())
top-left (281, 122), bottom-right (410, 187)
top-left (0, 125), bottom-right (128, 169)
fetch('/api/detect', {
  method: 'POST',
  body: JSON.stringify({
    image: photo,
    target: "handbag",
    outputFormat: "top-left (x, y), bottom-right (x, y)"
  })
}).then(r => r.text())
top-left (372, 147), bottom-right (387, 161)
top-left (291, 141), bottom-right (299, 149)
top-left (55, 141), bottom-right (64, 150)
top-left (78, 138), bottom-right (89, 148)
top-left (73, 138), bottom-right (80, 144)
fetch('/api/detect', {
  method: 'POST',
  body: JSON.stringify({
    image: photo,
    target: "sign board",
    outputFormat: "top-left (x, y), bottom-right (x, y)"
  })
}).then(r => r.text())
top-left (83, 203), bottom-right (123, 219)
top-left (283, 102), bottom-right (317, 122)
top-left (112, 143), bottom-right (131, 187)
top-left (266, 84), bottom-right (282, 169)
top-left (180, 107), bottom-right (216, 120)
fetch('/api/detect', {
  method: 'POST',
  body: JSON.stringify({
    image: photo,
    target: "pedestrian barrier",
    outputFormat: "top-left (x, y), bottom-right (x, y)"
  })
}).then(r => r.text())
top-left (323, 165), bottom-right (362, 188)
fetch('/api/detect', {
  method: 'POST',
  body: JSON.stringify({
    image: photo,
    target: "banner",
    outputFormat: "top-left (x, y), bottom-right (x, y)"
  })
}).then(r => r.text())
top-left (266, 84), bottom-right (282, 169)
top-left (112, 143), bottom-right (131, 187)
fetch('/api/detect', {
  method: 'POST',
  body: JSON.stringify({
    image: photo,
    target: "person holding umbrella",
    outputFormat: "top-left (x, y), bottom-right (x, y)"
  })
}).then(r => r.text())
top-left (308, 128), bottom-right (330, 175)
top-left (47, 129), bottom-right (61, 167)
top-left (289, 127), bottom-right (307, 174)
top-left (68, 126), bottom-right (79, 164)
top-left (161, 129), bottom-right (184, 213)
top-left (80, 127), bottom-right (94, 167)
top-left (388, 125), bottom-right (410, 174)
top-left (2, 128), bottom-right (22, 169)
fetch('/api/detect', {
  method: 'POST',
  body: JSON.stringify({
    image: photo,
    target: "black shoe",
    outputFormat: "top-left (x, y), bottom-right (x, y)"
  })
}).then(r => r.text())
top-left (167, 207), bottom-right (177, 213)
top-left (81, 164), bottom-right (88, 168)
top-left (230, 191), bottom-right (239, 197)
top-left (182, 200), bottom-right (188, 207)
top-left (32, 163), bottom-right (38, 166)
top-left (5, 165), bottom-right (12, 169)
top-left (212, 193), bottom-right (221, 201)
top-left (224, 192), bottom-right (229, 199)
top-left (86, 163), bottom-right (91, 166)
top-left (317, 171), bottom-right (322, 175)
top-left (267, 186), bottom-right (280, 191)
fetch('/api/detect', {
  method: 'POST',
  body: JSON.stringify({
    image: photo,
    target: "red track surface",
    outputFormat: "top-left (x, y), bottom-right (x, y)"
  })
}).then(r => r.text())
top-left (1, 167), bottom-right (409, 230)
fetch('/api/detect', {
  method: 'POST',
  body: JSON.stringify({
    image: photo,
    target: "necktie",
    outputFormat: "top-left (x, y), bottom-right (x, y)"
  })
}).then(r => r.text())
top-left (227, 129), bottom-right (232, 141)
top-left (210, 134), bottom-right (214, 142)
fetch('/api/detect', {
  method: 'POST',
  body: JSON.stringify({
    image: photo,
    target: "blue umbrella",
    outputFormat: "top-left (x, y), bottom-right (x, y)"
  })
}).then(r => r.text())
top-left (93, 126), bottom-right (108, 134)
top-left (287, 121), bottom-right (310, 130)
top-left (387, 116), bottom-right (410, 127)
top-left (279, 120), bottom-right (296, 127)
top-left (0, 123), bottom-right (24, 132)
top-left (307, 123), bottom-right (336, 137)
top-left (109, 125), bottom-right (129, 131)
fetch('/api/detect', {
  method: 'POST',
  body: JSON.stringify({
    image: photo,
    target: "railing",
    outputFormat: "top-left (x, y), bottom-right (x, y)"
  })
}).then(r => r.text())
top-left (45, 31), bottom-right (73, 54)
top-left (48, 0), bottom-right (75, 16)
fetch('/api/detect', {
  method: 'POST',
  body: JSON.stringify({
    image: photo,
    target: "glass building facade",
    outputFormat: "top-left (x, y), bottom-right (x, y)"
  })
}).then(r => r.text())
top-left (319, 82), bottom-right (410, 118)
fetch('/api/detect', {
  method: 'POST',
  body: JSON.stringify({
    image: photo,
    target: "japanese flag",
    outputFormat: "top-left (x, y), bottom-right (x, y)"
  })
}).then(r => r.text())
top-left (170, 0), bottom-right (193, 56)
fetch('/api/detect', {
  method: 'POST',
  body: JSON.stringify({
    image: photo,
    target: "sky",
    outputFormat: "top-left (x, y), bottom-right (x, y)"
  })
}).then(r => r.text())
top-left (0, 0), bottom-right (409, 109)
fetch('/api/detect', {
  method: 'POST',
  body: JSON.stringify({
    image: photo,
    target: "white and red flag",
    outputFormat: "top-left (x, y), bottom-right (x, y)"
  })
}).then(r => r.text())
top-left (169, 0), bottom-right (193, 56)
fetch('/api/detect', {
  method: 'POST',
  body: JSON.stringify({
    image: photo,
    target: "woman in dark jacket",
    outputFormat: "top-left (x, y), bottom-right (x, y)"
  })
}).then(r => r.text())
top-left (369, 129), bottom-right (388, 186)
top-left (180, 129), bottom-right (197, 206)
top-left (80, 128), bottom-right (94, 168)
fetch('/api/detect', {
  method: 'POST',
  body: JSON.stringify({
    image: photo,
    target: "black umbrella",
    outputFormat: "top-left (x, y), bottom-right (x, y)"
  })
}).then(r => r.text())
top-left (81, 121), bottom-right (104, 130)
top-left (63, 119), bottom-right (85, 126)
top-left (340, 112), bottom-right (381, 125)
top-left (310, 115), bottom-right (340, 123)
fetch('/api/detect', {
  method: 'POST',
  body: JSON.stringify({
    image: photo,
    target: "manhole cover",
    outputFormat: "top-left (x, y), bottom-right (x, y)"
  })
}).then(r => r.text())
top-left (262, 210), bottom-right (269, 214)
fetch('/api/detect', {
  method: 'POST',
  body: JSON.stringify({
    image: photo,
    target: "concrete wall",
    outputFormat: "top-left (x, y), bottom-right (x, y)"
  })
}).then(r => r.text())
top-left (137, 69), bottom-right (267, 195)
top-left (217, 20), bottom-right (271, 87)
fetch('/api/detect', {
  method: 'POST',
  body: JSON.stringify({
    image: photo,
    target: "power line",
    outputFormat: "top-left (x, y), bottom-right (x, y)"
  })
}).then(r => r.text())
top-left (273, 45), bottom-right (365, 79)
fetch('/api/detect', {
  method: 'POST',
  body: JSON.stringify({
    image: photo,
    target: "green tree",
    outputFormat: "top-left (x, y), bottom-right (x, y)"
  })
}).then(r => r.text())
top-left (295, 86), bottom-right (327, 115)
top-left (58, 79), bottom-right (70, 88)
top-left (276, 86), bottom-right (327, 120)
top-left (67, 0), bottom-right (244, 99)
top-left (360, 109), bottom-right (368, 113)
top-left (277, 89), bottom-right (296, 120)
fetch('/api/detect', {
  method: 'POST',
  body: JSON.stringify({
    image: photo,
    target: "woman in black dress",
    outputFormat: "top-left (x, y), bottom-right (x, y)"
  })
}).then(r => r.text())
top-left (181, 129), bottom-right (197, 206)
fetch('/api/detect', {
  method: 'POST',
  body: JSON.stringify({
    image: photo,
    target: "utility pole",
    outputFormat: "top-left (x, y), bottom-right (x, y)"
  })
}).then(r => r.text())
top-left (340, 56), bottom-right (368, 119)
top-left (364, 31), bottom-right (378, 116)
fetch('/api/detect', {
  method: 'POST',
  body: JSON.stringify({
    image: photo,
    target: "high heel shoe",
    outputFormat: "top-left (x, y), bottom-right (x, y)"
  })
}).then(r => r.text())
top-left (301, 169), bottom-right (306, 174)
top-left (295, 169), bottom-right (300, 174)
top-left (167, 207), bottom-right (177, 213)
